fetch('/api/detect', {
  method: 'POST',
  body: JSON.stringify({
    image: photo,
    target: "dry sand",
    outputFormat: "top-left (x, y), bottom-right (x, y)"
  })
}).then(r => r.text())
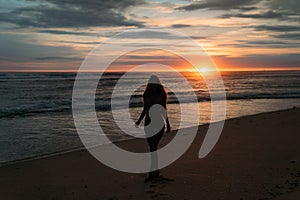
top-left (0, 108), bottom-right (299, 200)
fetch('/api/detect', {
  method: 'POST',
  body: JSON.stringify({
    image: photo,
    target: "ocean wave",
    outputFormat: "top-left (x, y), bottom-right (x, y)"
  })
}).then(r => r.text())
top-left (1, 71), bottom-right (300, 119)
top-left (2, 94), bottom-right (300, 119)
top-left (0, 103), bottom-right (71, 118)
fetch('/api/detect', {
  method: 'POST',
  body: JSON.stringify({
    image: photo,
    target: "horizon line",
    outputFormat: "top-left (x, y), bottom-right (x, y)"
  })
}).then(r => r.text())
top-left (1, 68), bottom-right (300, 73)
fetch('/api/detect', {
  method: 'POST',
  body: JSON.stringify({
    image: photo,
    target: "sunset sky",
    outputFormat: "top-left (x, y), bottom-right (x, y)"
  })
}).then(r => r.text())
top-left (0, 0), bottom-right (299, 72)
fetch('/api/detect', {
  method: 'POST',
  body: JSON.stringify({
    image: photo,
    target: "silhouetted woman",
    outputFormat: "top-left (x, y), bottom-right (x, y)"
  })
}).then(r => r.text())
top-left (135, 75), bottom-right (171, 182)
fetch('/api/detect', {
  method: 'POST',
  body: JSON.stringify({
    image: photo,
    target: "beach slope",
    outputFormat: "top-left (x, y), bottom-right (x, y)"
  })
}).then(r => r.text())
top-left (0, 108), bottom-right (299, 199)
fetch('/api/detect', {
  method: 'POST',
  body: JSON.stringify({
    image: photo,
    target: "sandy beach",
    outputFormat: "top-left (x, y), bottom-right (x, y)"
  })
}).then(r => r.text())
top-left (0, 108), bottom-right (299, 200)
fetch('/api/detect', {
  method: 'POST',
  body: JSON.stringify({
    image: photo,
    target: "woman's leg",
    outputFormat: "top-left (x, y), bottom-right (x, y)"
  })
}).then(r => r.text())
top-left (147, 128), bottom-right (164, 179)
top-left (144, 115), bottom-right (165, 180)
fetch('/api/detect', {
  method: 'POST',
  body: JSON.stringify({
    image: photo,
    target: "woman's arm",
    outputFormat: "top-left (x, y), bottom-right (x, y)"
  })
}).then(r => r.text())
top-left (166, 117), bottom-right (171, 133)
top-left (135, 109), bottom-right (146, 126)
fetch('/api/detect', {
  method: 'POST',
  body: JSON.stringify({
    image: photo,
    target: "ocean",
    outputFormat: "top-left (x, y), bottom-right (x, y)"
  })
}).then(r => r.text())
top-left (1, 71), bottom-right (300, 165)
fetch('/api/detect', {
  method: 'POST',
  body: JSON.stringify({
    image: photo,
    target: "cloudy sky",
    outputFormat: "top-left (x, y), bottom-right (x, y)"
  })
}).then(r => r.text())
top-left (0, 0), bottom-right (299, 71)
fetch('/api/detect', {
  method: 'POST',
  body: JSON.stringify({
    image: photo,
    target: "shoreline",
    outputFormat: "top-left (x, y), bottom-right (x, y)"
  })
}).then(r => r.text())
top-left (1, 69), bottom-right (300, 73)
top-left (0, 107), bottom-right (299, 199)
top-left (0, 106), bottom-right (298, 168)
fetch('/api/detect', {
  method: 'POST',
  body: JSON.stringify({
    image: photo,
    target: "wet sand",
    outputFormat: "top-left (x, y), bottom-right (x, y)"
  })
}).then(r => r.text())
top-left (0, 108), bottom-right (299, 200)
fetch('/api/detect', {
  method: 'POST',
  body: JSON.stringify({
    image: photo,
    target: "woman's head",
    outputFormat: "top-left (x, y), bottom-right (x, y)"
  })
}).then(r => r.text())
top-left (146, 75), bottom-right (163, 91)
top-left (143, 75), bottom-right (167, 108)
top-left (148, 75), bottom-right (161, 85)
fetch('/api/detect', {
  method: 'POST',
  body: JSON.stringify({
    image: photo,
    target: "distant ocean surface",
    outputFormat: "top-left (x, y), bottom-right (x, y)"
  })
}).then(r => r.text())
top-left (1, 71), bottom-right (300, 164)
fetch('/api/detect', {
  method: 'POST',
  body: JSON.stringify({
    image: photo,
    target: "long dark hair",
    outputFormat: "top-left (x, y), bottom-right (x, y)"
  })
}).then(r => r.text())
top-left (143, 75), bottom-right (167, 110)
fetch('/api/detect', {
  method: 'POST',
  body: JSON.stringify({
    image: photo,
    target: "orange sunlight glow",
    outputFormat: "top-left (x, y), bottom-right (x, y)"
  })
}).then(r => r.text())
top-left (199, 67), bottom-right (208, 73)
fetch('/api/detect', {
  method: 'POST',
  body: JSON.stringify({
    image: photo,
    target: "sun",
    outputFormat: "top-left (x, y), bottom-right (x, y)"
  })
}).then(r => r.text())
top-left (199, 67), bottom-right (208, 74)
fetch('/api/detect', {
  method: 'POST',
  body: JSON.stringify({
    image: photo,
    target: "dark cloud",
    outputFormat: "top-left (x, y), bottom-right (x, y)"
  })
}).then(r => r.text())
top-left (171, 24), bottom-right (192, 28)
top-left (221, 10), bottom-right (284, 19)
top-left (178, 0), bottom-right (259, 11)
top-left (38, 30), bottom-right (97, 36)
top-left (244, 41), bottom-right (276, 44)
top-left (0, 33), bottom-right (80, 62)
top-left (114, 30), bottom-right (188, 39)
top-left (220, 6), bottom-right (299, 22)
top-left (268, 0), bottom-right (300, 14)
top-left (244, 25), bottom-right (300, 41)
top-left (221, 40), bottom-right (300, 49)
top-left (251, 25), bottom-right (300, 32)
top-left (125, 55), bottom-right (177, 60)
top-left (214, 53), bottom-right (300, 68)
top-left (179, 0), bottom-right (299, 23)
top-left (33, 56), bottom-right (83, 61)
top-left (244, 54), bottom-right (300, 68)
top-left (239, 6), bottom-right (258, 11)
top-left (273, 33), bottom-right (300, 41)
top-left (54, 40), bottom-right (101, 45)
top-left (0, 0), bottom-right (145, 28)
top-left (116, 29), bottom-right (207, 41)
top-left (246, 40), bottom-right (297, 46)
top-left (191, 36), bottom-right (206, 40)
top-left (111, 54), bottom-right (185, 67)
